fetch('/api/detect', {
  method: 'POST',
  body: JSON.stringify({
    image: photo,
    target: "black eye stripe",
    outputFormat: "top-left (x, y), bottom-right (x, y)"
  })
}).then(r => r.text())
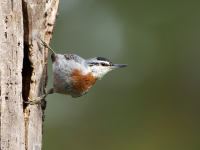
top-left (97, 57), bottom-right (114, 65)
top-left (101, 63), bottom-right (108, 66)
top-left (89, 62), bottom-right (99, 66)
top-left (89, 62), bottom-right (114, 67)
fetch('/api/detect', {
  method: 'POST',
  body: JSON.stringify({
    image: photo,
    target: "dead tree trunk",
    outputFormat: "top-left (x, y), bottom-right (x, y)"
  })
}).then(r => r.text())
top-left (0, 0), bottom-right (59, 149)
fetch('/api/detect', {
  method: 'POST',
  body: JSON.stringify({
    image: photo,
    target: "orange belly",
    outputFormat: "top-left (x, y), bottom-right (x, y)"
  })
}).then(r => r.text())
top-left (70, 69), bottom-right (97, 93)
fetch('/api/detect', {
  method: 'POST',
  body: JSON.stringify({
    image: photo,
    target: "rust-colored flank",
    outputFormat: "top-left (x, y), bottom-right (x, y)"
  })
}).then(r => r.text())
top-left (70, 69), bottom-right (98, 93)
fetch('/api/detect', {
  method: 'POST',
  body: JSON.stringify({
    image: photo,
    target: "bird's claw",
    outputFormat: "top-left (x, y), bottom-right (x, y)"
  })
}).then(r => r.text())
top-left (25, 97), bottom-right (43, 105)
top-left (38, 37), bottom-right (48, 48)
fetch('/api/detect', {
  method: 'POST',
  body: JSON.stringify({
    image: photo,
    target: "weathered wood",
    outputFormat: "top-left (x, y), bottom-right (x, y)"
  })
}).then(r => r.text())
top-left (23, 0), bottom-right (59, 149)
top-left (0, 0), bottom-right (59, 149)
top-left (0, 0), bottom-right (25, 149)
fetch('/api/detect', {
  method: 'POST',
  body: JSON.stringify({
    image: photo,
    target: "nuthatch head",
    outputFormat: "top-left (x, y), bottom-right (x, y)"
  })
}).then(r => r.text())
top-left (28, 38), bottom-right (127, 104)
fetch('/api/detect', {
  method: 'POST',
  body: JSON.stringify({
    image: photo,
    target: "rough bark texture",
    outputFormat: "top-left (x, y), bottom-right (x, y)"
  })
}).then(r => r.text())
top-left (0, 1), bottom-right (25, 149)
top-left (0, 0), bottom-right (59, 150)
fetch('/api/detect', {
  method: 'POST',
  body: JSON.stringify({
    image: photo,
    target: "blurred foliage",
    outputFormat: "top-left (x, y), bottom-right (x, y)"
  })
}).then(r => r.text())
top-left (43, 0), bottom-right (200, 150)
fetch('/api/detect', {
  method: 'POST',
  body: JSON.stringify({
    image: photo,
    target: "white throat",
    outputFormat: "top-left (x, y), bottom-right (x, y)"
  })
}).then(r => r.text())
top-left (89, 65), bottom-right (112, 79)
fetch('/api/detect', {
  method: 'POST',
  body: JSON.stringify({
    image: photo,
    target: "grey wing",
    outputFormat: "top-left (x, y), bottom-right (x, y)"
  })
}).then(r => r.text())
top-left (64, 54), bottom-right (85, 64)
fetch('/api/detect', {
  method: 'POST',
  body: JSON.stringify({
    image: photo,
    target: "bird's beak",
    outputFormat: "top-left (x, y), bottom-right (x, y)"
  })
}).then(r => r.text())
top-left (111, 64), bottom-right (127, 69)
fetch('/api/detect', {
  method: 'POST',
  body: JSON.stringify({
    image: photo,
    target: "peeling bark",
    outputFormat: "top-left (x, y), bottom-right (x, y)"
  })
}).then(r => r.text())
top-left (0, 0), bottom-right (59, 149)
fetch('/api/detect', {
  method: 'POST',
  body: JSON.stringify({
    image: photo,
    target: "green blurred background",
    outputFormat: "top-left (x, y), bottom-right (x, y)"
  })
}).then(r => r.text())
top-left (43, 0), bottom-right (200, 150)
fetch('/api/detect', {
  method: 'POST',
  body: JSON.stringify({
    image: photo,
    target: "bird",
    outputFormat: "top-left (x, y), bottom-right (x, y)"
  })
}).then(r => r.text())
top-left (28, 37), bottom-right (127, 104)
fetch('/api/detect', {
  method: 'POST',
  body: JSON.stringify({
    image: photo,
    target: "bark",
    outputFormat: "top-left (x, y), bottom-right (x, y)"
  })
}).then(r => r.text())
top-left (0, 0), bottom-right (59, 150)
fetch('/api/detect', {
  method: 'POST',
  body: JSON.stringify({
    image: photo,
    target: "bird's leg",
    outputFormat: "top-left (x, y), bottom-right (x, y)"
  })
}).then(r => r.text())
top-left (26, 88), bottom-right (54, 105)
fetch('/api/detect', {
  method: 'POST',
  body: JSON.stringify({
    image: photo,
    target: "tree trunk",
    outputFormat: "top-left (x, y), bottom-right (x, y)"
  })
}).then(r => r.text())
top-left (0, 0), bottom-right (59, 149)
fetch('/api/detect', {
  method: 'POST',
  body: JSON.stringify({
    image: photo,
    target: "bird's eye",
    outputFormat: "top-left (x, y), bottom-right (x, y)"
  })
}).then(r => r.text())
top-left (101, 63), bottom-right (107, 66)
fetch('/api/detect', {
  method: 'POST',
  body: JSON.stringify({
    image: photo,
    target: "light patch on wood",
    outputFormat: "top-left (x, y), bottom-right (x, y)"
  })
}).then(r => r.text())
top-left (0, 0), bottom-right (25, 149)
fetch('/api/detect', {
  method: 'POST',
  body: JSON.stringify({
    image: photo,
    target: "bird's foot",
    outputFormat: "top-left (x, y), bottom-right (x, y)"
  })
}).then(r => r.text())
top-left (25, 96), bottom-right (43, 105)
top-left (25, 88), bottom-right (53, 105)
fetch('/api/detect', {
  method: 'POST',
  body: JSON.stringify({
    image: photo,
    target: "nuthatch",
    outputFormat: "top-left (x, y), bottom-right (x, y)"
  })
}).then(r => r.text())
top-left (28, 37), bottom-right (127, 104)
